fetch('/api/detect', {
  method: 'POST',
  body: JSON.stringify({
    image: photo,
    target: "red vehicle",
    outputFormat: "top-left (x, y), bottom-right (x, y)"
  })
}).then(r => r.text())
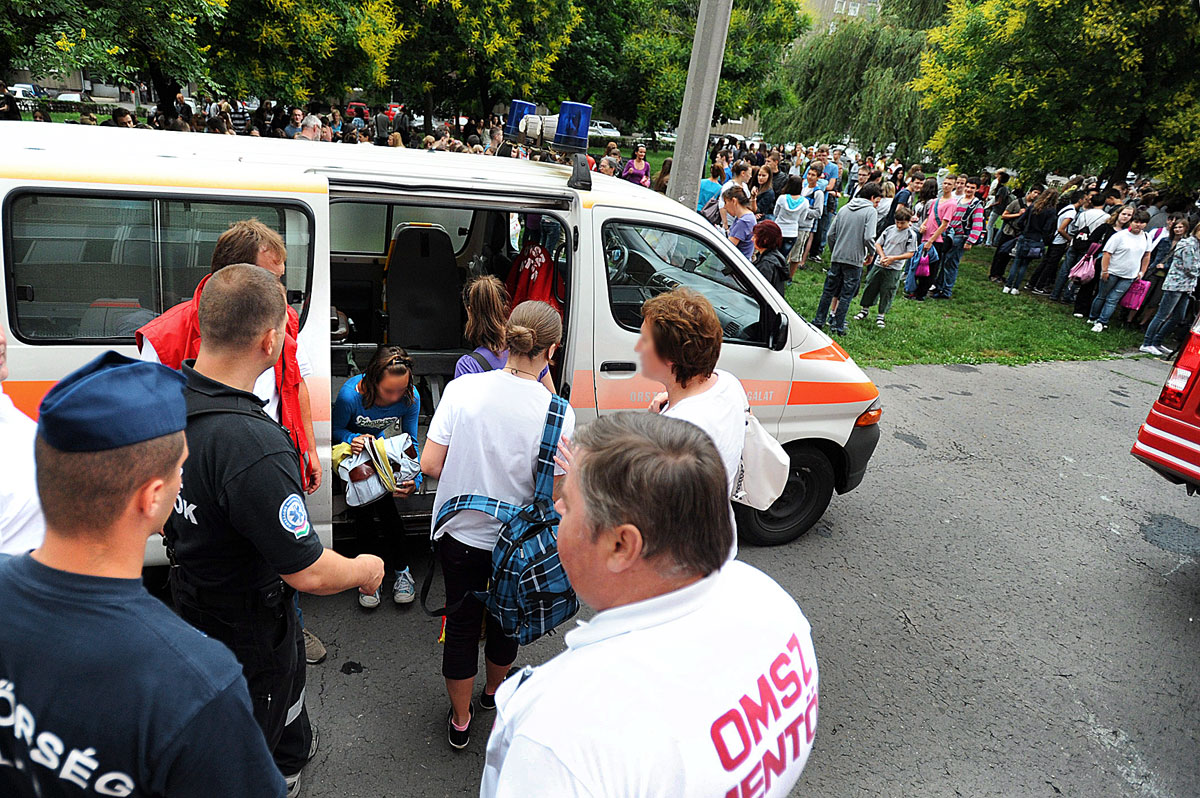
top-left (345, 101), bottom-right (369, 120)
top-left (1132, 318), bottom-right (1200, 493)
top-left (386, 103), bottom-right (403, 120)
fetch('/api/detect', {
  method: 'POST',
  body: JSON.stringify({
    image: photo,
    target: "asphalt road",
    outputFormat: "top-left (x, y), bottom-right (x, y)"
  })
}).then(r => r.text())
top-left (300, 356), bottom-right (1200, 798)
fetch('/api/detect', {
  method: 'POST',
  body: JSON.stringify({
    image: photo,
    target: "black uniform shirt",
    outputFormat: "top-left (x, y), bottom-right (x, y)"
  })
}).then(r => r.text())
top-left (167, 364), bottom-right (323, 592)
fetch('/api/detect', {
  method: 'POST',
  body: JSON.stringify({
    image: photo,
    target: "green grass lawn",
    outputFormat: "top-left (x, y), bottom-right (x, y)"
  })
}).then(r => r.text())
top-left (589, 146), bottom-right (675, 178)
top-left (784, 245), bottom-right (1145, 369)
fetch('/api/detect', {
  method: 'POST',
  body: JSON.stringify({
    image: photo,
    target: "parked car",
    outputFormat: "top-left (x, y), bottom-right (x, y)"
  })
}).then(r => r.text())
top-left (346, 101), bottom-right (369, 120)
top-left (55, 92), bottom-right (94, 104)
top-left (12, 84), bottom-right (50, 99)
top-left (1132, 319), bottom-right (1200, 493)
top-left (655, 130), bottom-right (677, 144)
top-left (588, 120), bottom-right (622, 138)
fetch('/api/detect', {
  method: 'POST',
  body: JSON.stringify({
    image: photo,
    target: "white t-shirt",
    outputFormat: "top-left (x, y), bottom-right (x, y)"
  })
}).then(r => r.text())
top-left (1102, 229), bottom-right (1152, 279)
top-left (481, 560), bottom-right (819, 798)
top-left (662, 370), bottom-right (746, 561)
top-left (1070, 207), bottom-right (1109, 239)
top-left (139, 338), bottom-right (313, 422)
top-left (428, 371), bottom-right (575, 551)
top-left (0, 386), bottom-right (45, 555)
top-left (662, 370), bottom-right (746, 498)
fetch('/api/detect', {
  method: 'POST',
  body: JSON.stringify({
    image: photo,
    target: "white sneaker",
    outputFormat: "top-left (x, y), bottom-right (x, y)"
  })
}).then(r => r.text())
top-left (1002, 286), bottom-right (1011, 294)
top-left (853, 310), bottom-right (869, 321)
top-left (1010, 287), bottom-right (1019, 295)
top-left (359, 587), bottom-right (381, 609)
top-left (1073, 312), bottom-right (1084, 318)
top-left (1091, 322), bottom-right (1105, 333)
top-left (393, 569), bottom-right (416, 604)
top-left (1140, 344), bottom-right (1160, 355)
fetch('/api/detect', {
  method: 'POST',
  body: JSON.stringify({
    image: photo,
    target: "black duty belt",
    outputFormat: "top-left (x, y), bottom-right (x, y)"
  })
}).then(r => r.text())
top-left (170, 568), bottom-right (291, 612)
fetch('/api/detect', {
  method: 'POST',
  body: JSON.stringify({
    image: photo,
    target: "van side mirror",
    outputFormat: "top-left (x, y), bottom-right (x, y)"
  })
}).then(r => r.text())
top-left (768, 312), bottom-right (789, 351)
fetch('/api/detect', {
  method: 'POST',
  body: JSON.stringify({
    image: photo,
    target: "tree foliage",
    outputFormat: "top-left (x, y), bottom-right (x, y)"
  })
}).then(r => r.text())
top-left (760, 20), bottom-right (931, 162)
top-left (912, 0), bottom-right (1200, 188)
top-left (205, 0), bottom-right (407, 102)
top-left (0, 0), bottom-right (224, 92)
top-left (545, 0), bottom-right (810, 133)
top-left (388, 0), bottom-right (582, 122)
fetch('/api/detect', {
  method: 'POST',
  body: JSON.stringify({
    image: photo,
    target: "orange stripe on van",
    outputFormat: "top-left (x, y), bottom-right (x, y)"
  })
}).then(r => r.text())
top-left (5, 380), bottom-right (55, 420)
top-left (306, 376), bottom-right (331, 423)
top-left (569, 370), bottom-right (597, 409)
top-left (0, 165), bottom-right (329, 195)
top-left (797, 343), bottom-right (849, 361)
top-left (787, 381), bottom-right (878, 405)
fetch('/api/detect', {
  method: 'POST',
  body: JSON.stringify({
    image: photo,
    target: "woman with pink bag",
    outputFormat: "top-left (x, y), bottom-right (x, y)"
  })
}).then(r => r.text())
top-left (1072, 206), bottom-right (1132, 318)
top-left (1088, 209), bottom-right (1153, 332)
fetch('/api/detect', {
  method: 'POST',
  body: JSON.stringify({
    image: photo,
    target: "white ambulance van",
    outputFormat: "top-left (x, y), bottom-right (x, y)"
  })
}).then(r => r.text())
top-left (0, 123), bottom-right (880, 563)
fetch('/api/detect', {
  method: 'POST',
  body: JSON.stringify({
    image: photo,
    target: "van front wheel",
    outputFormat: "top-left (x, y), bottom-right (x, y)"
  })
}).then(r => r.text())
top-left (735, 444), bottom-right (834, 547)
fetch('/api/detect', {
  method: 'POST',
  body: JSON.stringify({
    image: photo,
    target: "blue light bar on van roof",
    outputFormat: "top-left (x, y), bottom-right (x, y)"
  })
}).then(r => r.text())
top-left (504, 100), bottom-right (536, 140)
top-left (552, 102), bottom-right (591, 152)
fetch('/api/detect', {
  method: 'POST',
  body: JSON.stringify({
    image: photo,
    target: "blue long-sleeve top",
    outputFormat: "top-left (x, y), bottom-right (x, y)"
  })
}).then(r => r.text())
top-left (332, 374), bottom-right (422, 485)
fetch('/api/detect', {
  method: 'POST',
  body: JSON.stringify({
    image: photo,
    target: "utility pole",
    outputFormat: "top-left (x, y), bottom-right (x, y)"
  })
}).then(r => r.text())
top-left (666, 0), bottom-right (735, 211)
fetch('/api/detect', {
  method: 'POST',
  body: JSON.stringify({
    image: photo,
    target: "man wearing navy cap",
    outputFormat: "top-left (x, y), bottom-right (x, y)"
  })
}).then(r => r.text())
top-left (165, 264), bottom-right (384, 798)
top-left (0, 352), bottom-right (285, 798)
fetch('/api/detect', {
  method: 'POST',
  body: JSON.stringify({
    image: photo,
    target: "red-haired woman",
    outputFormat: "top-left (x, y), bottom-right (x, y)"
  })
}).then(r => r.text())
top-left (751, 220), bottom-right (788, 296)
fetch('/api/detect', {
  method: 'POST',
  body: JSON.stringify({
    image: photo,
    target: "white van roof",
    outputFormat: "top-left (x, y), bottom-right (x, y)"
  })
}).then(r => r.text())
top-left (0, 122), bottom-right (685, 214)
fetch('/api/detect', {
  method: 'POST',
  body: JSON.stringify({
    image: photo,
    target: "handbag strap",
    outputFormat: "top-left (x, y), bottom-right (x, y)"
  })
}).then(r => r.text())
top-left (467, 350), bottom-right (494, 371)
top-left (534, 394), bottom-right (569, 503)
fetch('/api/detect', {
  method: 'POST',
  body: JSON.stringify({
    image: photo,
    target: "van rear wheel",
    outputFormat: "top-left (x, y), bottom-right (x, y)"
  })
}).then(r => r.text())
top-left (736, 444), bottom-right (834, 547)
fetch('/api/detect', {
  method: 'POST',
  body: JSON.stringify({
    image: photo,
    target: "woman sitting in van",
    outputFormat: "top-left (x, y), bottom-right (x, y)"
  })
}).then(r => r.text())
top-left (332, 345), bottom-right (420, 608)
top-left (422, 301), bottom-right (576, 750)
top-left (453, 275), bottom-right (555, 392)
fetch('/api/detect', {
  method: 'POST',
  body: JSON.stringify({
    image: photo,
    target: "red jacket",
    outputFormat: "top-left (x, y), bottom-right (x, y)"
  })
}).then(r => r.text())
top-left (136, 274), bottom-right (312, 488)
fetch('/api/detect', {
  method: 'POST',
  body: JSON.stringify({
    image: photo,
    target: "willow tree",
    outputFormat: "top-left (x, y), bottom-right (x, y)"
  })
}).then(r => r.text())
top-left (913, 0), bottom-right (1200, 188)
top-left (761, 20), bottom-right (932, 162)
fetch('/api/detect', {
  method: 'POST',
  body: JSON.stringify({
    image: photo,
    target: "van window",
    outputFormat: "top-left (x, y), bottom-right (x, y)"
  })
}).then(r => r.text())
top-left (601, 221), bottom-right (768, 344)
top-left (329, 201), bottom-right (473, 255)
top-left (5, 192), bottom-right (313, 342)
top-left (159, 200), bottom-right (311, 309)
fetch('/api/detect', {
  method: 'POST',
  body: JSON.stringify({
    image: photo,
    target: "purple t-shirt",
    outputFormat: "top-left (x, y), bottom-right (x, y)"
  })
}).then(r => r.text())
top-left (728, 212), bottom-right (756, 259)
top-left (622, 159), bottom-right (650, 186)
top-left (454, 347), bottom-right (550, 380)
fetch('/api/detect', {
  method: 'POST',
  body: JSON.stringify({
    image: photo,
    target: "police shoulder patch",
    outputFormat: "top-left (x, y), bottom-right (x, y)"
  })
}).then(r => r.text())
top-left (279, 494), bottom-right (311, 539)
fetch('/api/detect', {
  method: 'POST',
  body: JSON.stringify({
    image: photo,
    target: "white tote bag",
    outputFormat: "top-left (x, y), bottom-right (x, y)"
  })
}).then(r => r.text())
top-left (732, 408), bottom-right (790, 510)
top-left (336, 433), bottom-right (421, 507)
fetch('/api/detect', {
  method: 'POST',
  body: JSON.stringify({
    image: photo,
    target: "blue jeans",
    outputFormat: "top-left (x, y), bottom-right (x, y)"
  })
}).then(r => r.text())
top-left (1051, 245), bottom-right (1083, 301)
top-left (813, 262), bottom-right (862, 332)
top-left (936, 233), bottom-right (965, 296)
top-left (986, 213), bottom-right (1002, 246)
top-left (1144, 290), bottom-right (1191, 347)
top-left (1004, 236), bottom-right (1042, 289)
top-left (1089, 275), bottom-right (1135, 324)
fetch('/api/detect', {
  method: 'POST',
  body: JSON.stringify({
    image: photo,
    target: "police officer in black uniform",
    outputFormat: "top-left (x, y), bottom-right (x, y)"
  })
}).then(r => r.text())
top-left (165, 265), bottom-right (384, 797)
top-left (0, 352), bottom-right (285, 798)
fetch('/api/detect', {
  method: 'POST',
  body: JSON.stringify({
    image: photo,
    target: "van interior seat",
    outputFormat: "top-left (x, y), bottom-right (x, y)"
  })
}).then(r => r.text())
top-left (385, 223), bottom-right (464, 350)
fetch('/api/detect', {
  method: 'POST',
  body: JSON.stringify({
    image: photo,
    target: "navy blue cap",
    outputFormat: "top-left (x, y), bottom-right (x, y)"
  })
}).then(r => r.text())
top-left (38, 351), bottom-right (187, 452)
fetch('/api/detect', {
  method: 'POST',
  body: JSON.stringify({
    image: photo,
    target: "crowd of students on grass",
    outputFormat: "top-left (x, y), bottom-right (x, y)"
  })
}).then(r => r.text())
top-left (692, 136), bottom-right (1200, 354)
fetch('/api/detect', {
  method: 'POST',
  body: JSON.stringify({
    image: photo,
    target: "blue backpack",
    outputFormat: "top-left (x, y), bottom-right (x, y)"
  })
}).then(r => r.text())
top-left (422, 394), bottom-right (579, 645)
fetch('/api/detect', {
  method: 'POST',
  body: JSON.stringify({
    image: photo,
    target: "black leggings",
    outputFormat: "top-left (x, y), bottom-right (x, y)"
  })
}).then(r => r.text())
top-left (350, 497), bottom-right (410, 572)
top-left (439, 534), bottom-right (518, 680)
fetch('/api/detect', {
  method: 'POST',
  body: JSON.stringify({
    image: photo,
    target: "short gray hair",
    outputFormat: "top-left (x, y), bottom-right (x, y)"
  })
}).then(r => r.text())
top-left (573, 412), bottom-right (732, 577)
top-left (301, 114), bottom-right (322, 130)
top-left (601, 156), bottom-right (620, 173)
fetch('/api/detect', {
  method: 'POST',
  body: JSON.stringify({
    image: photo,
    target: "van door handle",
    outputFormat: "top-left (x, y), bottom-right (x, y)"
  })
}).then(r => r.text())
top-left (600, 361), bottom-right (637, 373)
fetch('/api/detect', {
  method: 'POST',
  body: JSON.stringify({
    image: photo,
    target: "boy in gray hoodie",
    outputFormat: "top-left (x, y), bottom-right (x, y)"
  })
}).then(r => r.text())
top-left (813, 183), bottom-right (882, 334)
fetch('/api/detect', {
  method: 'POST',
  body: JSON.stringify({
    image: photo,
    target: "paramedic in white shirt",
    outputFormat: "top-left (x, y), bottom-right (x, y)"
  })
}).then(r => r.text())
top-left (639, 288), bottom-right (747, 558)
top-left (0, 323), bottom-right (45, 554)
top-left (481, 412), bottom-right (818, 798)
